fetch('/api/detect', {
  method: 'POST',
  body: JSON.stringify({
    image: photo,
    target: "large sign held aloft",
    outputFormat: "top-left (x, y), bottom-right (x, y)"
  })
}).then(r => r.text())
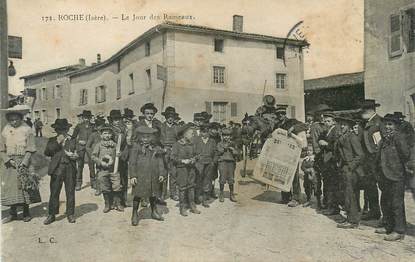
top-left (252, 129), bottom-right (301, 192)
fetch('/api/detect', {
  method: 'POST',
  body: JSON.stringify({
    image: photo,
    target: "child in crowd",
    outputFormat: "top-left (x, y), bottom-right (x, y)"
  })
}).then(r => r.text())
top-left (301, 146), bottom-right (317, 208)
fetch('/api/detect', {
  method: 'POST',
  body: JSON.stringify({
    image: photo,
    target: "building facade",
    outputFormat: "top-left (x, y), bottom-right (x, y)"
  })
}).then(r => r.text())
top-left (67, 18), bottom-right (308, 124)
top-left (365, 0), bottom-right (415, 123)
top-left (20, 60), bottom-right (86, 134)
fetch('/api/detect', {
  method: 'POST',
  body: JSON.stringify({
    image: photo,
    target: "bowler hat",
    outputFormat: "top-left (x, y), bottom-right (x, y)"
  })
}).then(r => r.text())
top-left (263, 95), bottom-right (276, 107)
top-left (177, 123), bottom-right (195, 136)
top-left (136, 126), bottom-right (158, 134)
top-left (140, 103), bottom-right (158, 114)
top-left (77, 110), bottom-right (93, 118)
top-left (161, 106), bottom-right (177, 117)
top-left (200, 111), bottom-right (213, 121)
top-left (51, 119), bottom-right (72, 129)
top-left (123, 108), bottom-right (135, 119)
top-left (360, 99), bottom-right (380, 109)
top-left (383, 113), bottom-right (400, 123)
top-left (193, 112), bottom-right (205, 121)
top-left (108, 110), bottom-right (122, 121)
top-left (393, 112), bottom-right (406, 119)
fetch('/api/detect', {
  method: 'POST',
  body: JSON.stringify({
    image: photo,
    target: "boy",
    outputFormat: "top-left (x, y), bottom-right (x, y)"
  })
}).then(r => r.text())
top-left (129, 126), bottom-right (166, 226)
top-left (171, 123), bottom-right (201, 216)
top-left (301, 146), bottom-right (317, 208)
top-left (44, 119), bottom-right (78, 225)
top-left (92, 124), bottom-right (123, 213)
top-left (216, 128), bottom-right (239, 202)
top-left (194, 124), bottom-right (217, 207)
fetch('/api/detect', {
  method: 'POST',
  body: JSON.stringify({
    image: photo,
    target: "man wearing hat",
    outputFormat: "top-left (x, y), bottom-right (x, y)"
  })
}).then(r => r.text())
top-left (123, 108), bottom-right (138, 146)
top-left (359, 99), bottom-right (382, 221)
top-left (255, 95), bottom-right (277, 116)
top-left (72, 110), bottom-right (95, 191)
top-left (200, 111), bottom-right (213, 125)
top-left (334, 116), bottom-right (365, 229)
top-left (192, 113), bottom-right (205, 138)
top-left (160, 106), bottom-right (180, 201)
top-left (393, 112), bottom-right (415, 147)
top-left (44, 119), bottom-right (78, 224)
top-left (108, 109), bottom-right (129, 208)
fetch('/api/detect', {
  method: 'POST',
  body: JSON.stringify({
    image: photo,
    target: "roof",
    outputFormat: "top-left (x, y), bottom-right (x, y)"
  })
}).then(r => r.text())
top-left (304, 72), bottom-right (364, 91)
top-left (67, 21), bottom-right (309, 78)
top-left (20, 64), bottom-right (84, 80)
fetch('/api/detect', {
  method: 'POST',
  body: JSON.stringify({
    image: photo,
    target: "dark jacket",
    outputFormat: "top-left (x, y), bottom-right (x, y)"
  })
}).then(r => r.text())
top-left (378, 133), bottom-right (410, 181)
top-left (72, 122), bottom-right (94, 151)
top-left (336, 131), bottom-right (365, 176)
top-left (159, 122), bottom-right (178, 147)
top-left (44, 136), bottom-right (77, 176)
top-left (193, 136), bottom-right (217, 164)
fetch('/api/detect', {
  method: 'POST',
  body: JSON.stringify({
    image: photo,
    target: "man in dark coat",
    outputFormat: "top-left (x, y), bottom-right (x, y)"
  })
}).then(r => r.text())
top-left (359, 99), bottom-right (382, 221)
top-left (375, 114), bottom-right (410, 241)
top-left (44, 119), bottom-right (78, 225)
top-left (72, 110), bottom-right (95, 191)
top-left (129, 126), bottom-right (166, 226)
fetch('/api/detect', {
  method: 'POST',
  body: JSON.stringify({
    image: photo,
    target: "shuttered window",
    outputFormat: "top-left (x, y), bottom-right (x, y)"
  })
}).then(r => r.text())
top-left (213, 66), bottom-right (225, 84)
top-left (95, 85), bottom-right (106, 103)
top-left (116, 79), bottom-right (121, 99)
top-left (79, 89), bottom-right (88, 105)
top-left (212, 102), bottom-right (227, 123)
top-left (407, 8), bottom-right (415, 53)
top-left (231, 102), bottom-right (237, 117)
top-left (390, 14), bottom-right (403, 57)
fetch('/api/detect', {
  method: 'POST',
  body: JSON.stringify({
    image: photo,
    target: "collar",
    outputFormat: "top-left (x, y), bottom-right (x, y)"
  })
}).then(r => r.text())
top-left (202, 137), bottom-right (209, 144)
top-left (144, 119), bottom-right (152, 127)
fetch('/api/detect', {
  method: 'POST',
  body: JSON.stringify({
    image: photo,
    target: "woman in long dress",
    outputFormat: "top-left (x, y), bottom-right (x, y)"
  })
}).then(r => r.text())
top-left (0, 105), bottom-right (41, 223)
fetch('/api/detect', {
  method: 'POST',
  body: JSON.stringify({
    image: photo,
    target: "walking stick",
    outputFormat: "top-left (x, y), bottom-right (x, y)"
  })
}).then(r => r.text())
top-left (242, 144), bottom-right (247, 178)
top-left (113, 134), bottom-right (122, 175)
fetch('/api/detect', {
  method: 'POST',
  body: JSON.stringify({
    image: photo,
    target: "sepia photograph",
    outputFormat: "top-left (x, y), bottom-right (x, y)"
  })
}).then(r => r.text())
top-left (1, 0), bottom-right (415, 261)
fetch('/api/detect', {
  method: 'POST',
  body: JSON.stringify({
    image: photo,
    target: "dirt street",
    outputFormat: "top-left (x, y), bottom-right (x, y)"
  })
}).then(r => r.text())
top-left (1, 139), bottom-right (415, 262)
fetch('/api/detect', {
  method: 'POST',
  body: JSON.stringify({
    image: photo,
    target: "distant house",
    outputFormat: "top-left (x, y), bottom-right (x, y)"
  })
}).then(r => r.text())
top-left (20, 60), bottom-right (86, 134)
top-left (364, 0), bottom-right (415, 123)
top-left (66, 17), bottom-right (308, 123)
top-left (304, 72), bottom-right (365, 113)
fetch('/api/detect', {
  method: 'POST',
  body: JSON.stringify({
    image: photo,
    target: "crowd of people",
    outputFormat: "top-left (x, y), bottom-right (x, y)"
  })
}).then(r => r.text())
top-left (1, 95), bottom-right (414, 242)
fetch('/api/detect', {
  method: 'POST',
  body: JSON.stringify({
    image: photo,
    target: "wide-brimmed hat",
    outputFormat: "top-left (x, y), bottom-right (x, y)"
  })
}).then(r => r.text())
top-left (177, 123), bottom-right (195, 136)
top-left (77, 110), bottom-right (93, 118)
top-left (383, 113), bottom-right (400, 123)
top-left (360, 99), bottom-right (380, 110)
top-left (140, 103), bottom-right (158, 114)
top-left (98, 124), bottom-right (114, 133)
top-left (263, 95), bottom-right (276, 107)
top-left (109, 110), bottom-right (122, 120)
top-left (136, 126), bottom-right (158, 135)
top-left (193, 112), bottom-right (204, 121)
top-left (200, 111), bottom-right (213, 121)
top-left (161, 106), bottom-right (177, 117)
top-left (310, 104), bottom-right (332, 113)
top-left (123, 108), bottom-right (135, 119)
top-left (393, 112), bottom-right (406, 119)
top-left (51, 119), bottom-right (72, 129)
top-left (0, 104), bottom-right (31, 119)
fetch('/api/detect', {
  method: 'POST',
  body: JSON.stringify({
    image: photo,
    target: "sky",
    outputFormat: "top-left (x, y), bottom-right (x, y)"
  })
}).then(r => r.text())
top-left (7, 0), bottom-right (363, 94)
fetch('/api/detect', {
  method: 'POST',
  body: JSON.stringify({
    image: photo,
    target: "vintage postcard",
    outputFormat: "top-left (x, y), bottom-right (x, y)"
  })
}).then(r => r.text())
top-left (1, 0), bottom-right (415, 261)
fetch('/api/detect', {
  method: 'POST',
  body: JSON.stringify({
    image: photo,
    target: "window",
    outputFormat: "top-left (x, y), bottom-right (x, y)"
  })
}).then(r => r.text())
top-left (95, 85), bottom-right (106, 103)
top-left (276, 46), bottom-right (285, 59)
top-left (34, 111), bottom-right (40, 119)
top-left (146, 69), bottom-right (152, 89)
top-left (231, 102), bottom-right (237, 117)
top-left (41, 87), bottom-right (47, 100)
top-left (41, 110), bottom-right (48, 123)
top-left (129, 73), bottom-right (135, 94)
top-left (116, 79), bottom-right (121, 99)
top-left (406, 8), bottom-right (415, 53)
top-left (53, 84), bottom-right (61, 98)
top-left (56, 108), bottom-right (61, 119)
top-left (212, 102), bottom-right (228, 123)
top-left (79, 89), bottom-right (88, 105)
top-left (276, 73), bottom-right (287, 89)
top-left (37, 89), bottom-right (41, 100)
top-left (214, 39), bottom-right (224, 52)
top-left (213, 66), bottom-right (225, 84)
top-left (390, 14), bottom-right (403, 57)
top-left (145, 42), bottom-right (151, 56)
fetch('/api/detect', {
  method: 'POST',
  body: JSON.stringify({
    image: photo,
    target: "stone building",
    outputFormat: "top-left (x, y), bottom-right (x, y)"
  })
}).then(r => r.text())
top-left (364, 0), bottom-right (415, 123)
top-left (66, 17), bottom-right (308, 123)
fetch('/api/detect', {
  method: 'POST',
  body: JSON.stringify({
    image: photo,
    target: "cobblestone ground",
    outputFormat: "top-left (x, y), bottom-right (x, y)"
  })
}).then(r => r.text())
top-left (1, 140), bottom-right (415, 262)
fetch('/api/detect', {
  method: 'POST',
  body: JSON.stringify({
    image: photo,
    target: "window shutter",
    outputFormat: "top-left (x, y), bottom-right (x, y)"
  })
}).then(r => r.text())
top-left (85, 90), bottom-right (88, 104)
top-left (231, 102), bottom-right (237, 117)
top-left (290, 105), bottom-right (296, 118)
top-left (103, 86), bottom-right (106, 102)
top-left (205, 101), bottom-right (212, 114)
top-left (52, 86), bottom-right (55, 99)
top-left (95, 86), bottom-right (98, 103)
top-left (390, 14), bottom-right (403, 57)
top-left (79, 90), bottom-right (83, 105)
top-left (405, 8), bottom-right (415, 53)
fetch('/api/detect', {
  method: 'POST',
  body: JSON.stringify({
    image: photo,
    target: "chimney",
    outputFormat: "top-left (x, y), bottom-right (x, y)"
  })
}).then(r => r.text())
top-left (233, 15), bottom-right (243, 32)
top-left (97, 53), bottom-right (101, 63)
top-left (78, 58), bottom-right (86, 67)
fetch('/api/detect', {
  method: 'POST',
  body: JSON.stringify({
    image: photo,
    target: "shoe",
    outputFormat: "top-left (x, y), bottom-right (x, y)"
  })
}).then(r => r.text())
top-left (361, 212), bottom-right (381, 221)
top-left (2, 214), bottom-right (18, 224)
top-left (180, 207), bottom-right (188, 217)
top-left (23, 216), bottom-right (32, 222)
top-left (375, 228), bottom-right (390, 235)
top-left (302, 201), bottom-right (311, 207)
top-left (230, 193), bottom-right (237, 202)
top-left (131, 212), bottom-right (139, 226)
top-left (190, 204), bottom-right (201, 214)
top-left (115, 205), bottom-right (124, 212)
top-left (384, 232), bottom-right (404, 241)
top-left (75, 184), bottom-right (82, 191)
top-left (151, 210), bottom-right (164, 221)
top-left (337, 222), bottom-right (359, 229)
top-left (210, 190), bottom-right (218, 199)
top-left (219, 191), bottom-right (224, 202)
top-left (67, 215), bottom-right (76, 223)
top-left (287, 200), bottom-right (299, 207)
top-left (171, 195), bottom-right (179, 201)
top-left (43, 215), bottom-right (56, 225)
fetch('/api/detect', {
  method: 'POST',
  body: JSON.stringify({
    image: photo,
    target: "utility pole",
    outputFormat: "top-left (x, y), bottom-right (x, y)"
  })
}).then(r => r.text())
top-left (0, 0), bottom-right (8, 130)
